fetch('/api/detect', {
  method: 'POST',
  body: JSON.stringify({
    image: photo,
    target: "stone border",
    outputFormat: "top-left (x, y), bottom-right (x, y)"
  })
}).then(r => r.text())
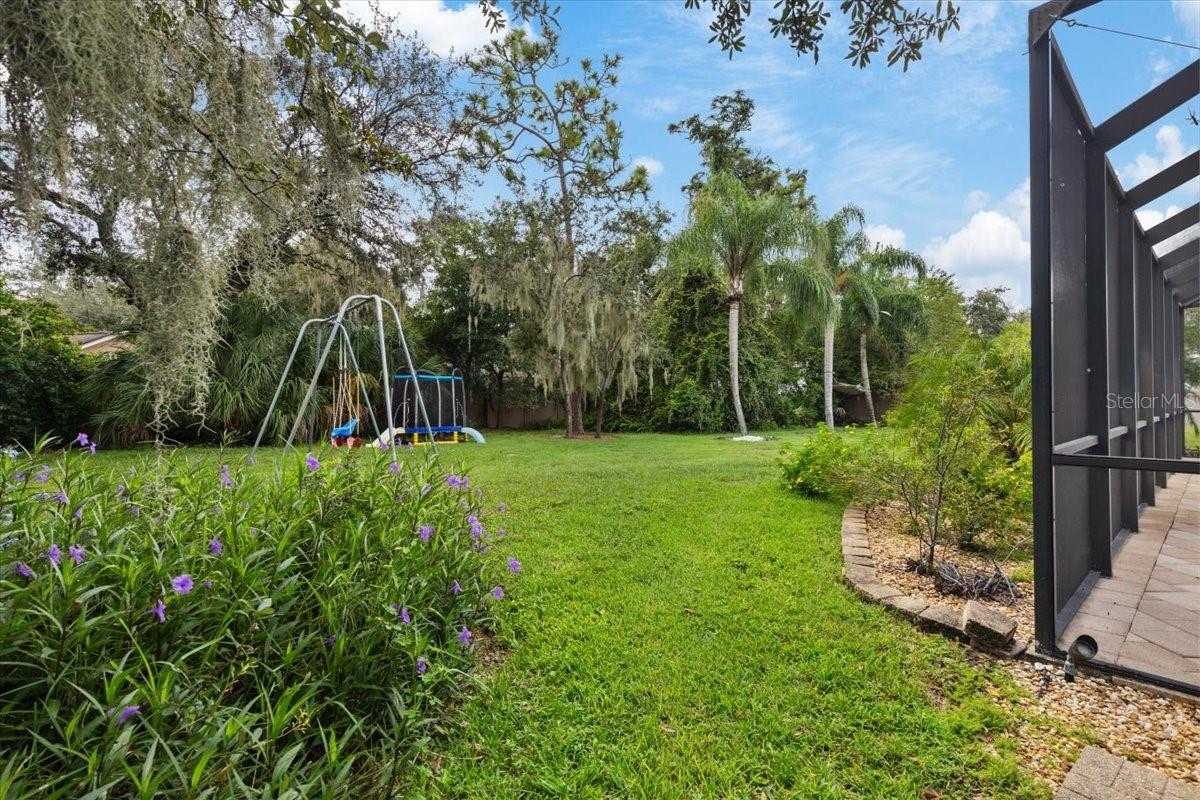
top-left (839, 506), bottom-right (1027, 658)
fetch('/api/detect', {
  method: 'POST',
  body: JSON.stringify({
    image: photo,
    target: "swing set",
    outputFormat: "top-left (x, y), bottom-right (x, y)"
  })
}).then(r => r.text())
top-left (250, 294), bottom-right (484, 461)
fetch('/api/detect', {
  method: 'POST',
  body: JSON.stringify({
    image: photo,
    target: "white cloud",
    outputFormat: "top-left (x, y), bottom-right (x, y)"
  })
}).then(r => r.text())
top-left (922, 181), bottom-right (1032, 302)
top-left (1119, 125), bottom-right (1194, 186)
top-left (748, 104), bottom-right (813, 161)
top-left (1000, 178), bottom-right (1031, 238)
top-left (376, 0), bottom-right (501, 58)
top-left (923, 210), bottom-right (1029, 276)
top-left (964, 190), bottom-right (991, 213)
top-left (864, 223), bottom-right (906, 250)
top-left (1173, 0), bottom-right (1200, 35)
top-left (632, 156), bottom-right (664, 178)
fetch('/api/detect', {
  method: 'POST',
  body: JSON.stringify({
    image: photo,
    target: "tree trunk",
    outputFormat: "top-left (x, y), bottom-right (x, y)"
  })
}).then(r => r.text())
top-left (570, 390), bottom-right (584, 437)
top-left (859, 328), bottom-right (877, 426)
top-left (496, 372), bottom-right (505, 430)
top-left (561, 362), bottom-right (574, 439)
top-left (823, 316), bottom-right (836, 430)
top-left (728, 297), bottom-right (748, 437)
top-left (594, 400), bottom-right (605, 438)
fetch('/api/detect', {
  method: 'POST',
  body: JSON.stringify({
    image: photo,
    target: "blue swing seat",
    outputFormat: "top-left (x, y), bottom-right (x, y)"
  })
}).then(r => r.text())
top-left (330, 418), bottom-right (358, 439)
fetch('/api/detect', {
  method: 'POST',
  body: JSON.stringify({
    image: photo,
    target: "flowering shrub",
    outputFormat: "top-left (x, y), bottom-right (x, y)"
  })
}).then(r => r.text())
top-left (0, 440), bottom-right (517, 798)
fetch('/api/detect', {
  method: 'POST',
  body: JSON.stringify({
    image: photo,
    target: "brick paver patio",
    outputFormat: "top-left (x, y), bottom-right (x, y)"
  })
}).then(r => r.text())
top-left (1055, 746), bottom-right (1199, 799)
top-left (1059, 473), bottom-right (1200, 689)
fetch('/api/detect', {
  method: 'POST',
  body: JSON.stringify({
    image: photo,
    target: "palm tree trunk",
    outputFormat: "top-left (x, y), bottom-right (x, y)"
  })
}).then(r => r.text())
top-left (859, 329), bottom-right (877, 426)
top-left (823, 316), bottom-right (835, 430)
top-left (728, 297), bottom-right (749, 437)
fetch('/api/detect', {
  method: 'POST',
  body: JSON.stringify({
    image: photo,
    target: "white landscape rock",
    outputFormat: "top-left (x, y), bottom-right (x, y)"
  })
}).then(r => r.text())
top-left (732, 435), bottom-right (765, 442)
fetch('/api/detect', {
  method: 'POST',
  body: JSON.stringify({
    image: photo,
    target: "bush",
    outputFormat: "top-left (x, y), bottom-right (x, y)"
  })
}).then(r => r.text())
top-left (0, 282), bottom-right (91, 445)
top-left (778, 428), bottom-right (865, 498)
top-left (0, 443), bottom-right (519, 798)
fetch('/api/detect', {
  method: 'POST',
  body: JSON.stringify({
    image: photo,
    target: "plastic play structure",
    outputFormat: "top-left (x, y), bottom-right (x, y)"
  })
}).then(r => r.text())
top-left (250, 294), bottom-right (484, 460)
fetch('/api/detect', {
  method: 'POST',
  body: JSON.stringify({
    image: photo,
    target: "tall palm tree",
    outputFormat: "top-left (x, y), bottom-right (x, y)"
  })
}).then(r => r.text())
top-left (672, 171), bottom-right (809, 437)
top-left (840, 247), bottom-right (927, 425)
top-left (803, 205), bottom-right (871, 429)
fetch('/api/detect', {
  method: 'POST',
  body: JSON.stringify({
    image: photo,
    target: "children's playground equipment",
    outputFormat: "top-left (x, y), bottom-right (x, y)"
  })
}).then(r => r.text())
top-left (250, 294), bottom-right (484, 460)
top-left (396, 369), bottom-right (486, 445)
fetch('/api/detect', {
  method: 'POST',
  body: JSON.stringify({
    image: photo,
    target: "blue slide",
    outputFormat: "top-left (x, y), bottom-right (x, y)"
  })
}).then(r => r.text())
top-left (460, 427), bottom-right (486, 444)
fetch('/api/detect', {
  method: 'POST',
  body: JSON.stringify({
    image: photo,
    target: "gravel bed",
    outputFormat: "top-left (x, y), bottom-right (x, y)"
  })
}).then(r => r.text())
top-left (864, 504), bottom-right (1200, 788)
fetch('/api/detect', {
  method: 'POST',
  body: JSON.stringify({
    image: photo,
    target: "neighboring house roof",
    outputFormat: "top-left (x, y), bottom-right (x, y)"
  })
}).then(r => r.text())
top-left (69, 331), bottom-right (133, 354)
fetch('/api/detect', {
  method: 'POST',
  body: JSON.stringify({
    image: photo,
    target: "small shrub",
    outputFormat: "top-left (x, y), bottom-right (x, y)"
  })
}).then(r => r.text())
top-left (0, 441), bottom-right (519, 798)
top-left (779, 428), bottom-right (864, 498)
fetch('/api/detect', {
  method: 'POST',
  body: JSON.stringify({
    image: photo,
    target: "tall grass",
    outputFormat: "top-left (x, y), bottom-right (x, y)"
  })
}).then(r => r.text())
top-left (0, 440), bottom-right (518, 798)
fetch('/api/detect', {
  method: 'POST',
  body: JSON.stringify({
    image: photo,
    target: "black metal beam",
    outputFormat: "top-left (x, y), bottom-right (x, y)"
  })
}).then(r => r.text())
top-left (1159, 237), bottom-right (1199, 271)
top-left (1165, 256), bottom-right (1199, 285)
top-left (1125, 154), bottom-right (1200, 208)
top-left (1085, 141), bottom-right (1113, 575)
top-left (1028, 0), bottom-right (1103, 48)
top-left (1145, 203), bottom-right (1199, 245)
top-left (1053, 453), bottom-right (1200, 473)
top-left (1094, 61), bottom-right (1200, 151)
top-left (1029, 20), bottom-right (1057, 653)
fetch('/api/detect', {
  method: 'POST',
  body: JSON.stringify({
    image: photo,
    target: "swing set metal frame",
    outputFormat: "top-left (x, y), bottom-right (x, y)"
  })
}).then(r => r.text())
top-left (250, 294), bottom-right (435, 461)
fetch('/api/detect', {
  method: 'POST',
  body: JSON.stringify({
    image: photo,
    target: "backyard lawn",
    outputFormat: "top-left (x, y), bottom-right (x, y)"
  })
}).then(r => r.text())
top-left (335, 431), bottom-right (1040, 798)
top-left (80, 431), bottom-right (1047, 798)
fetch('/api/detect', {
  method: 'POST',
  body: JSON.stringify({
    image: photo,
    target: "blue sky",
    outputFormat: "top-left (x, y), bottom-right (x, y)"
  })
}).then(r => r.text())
top-left (387, 0), bottom-right (1200, 306)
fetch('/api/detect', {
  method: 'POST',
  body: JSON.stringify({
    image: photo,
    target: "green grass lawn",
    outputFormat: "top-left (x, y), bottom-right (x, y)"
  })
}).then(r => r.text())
top-left (92, 432), bottom-right (1047, 799)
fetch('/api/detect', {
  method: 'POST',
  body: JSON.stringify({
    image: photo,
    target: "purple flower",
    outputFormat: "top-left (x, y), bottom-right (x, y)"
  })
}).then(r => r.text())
top-left (420, 483), bottom-right (431, 496)
top-left (400, 606), bottom-right (411, 625)
top-left (457, 626), bottom-right (472, 648)
top-left (116, 484), bottom-right (126, 498)
top-left (498, 502), bottom-right (508, 513)
top-left (467, 514), bottom-right (479, 525)
top-left (416, 657), bottom-right (428, 675)
top-left (305, 453), bottom-right (320, 472)
top-left (202, 579), bottom-right (213, 589)
top-left (219, 464), bottom-right (233, 489)
top-left (419, 525), bottom-right (434, 543)
top-left (507, 557), bottom-right (522, 575)
top-left (150, 598), bottom-right (166, 623)
top-left (44, 544), bottom-right (61, 566)
top-left (68, 544), bottom-right (85, 565)
top-left (497, 528), bottom-right (507, 539)
top-left (130, 506), bottom-right (140, 518)
top-left (35, 467), bottom-right (50, 484)
top-left (209, 538), bottom-right (223, 556)
top-left (470, 522), bottom-right (484, 539)
top-left (53, 491), bottom-right (68, 506)
top-left (74, 432), bottom-right (90, 448)
top-left (380, 442), bottom-right (390, 452)
top-left (14, 561), bottom-right (33, 578)
top-left (171, 574), bottom-right (194, 595)
top-left (14, 471), bottom-right (25, 482)
top-left (87, 442), bottom-right (97, 454)
top-left (451, 580), bottom-right (462, 595)
top-left (73, 507), bottom-right (83, 521)
top-left (389, 462), bottom-right (400, 475)
top-left (324, 634), bottom-right (336, 648)
top-left (115, 705), bottom-right (140, 725)
top-left (445, 474), bottom-right (469, 490)
top-left (491, 585), bottom-right (505, 600)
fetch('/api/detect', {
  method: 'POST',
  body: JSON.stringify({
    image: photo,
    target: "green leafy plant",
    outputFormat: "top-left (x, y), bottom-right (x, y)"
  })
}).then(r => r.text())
top-left (0, 441), bottom-right (519, 798)
top-left (778, 428), bottom-right (865, 498)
